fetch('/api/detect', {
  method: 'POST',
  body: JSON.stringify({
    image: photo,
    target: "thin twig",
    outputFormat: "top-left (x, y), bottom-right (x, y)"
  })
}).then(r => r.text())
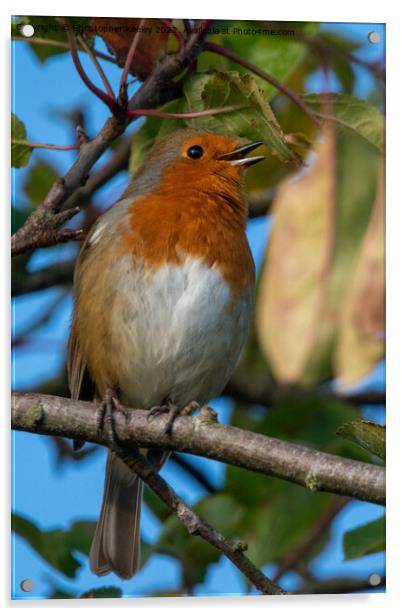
top-left (12, 35), bottom-right (117, 64)
top-left (11, 392), bottom-right (386, 505)
top-left (12, 139), bottom-right (80, 152)
top-left (14, 228), bottom-right (85, 254)
top-left (203, 41), bottom-right (321, 128)
top-left (171, 453), bottom-right (216, 494)
top-left (12, 290), bottom-right (69, 348)
top-left (160, 19), bottom-right (185, 50)
top-left (224, 378), bottom-right (386, 408)
top-left (77, 34), bottom-right (115, 100)
top-left (60, 18), bottom-right (118, 113)
top-left (12, 260), bottom-right (75, 296)
top-left (119, 18), bottom-right (146, 99)
top-left (115, 447), bottom-right (286, 595)
top-left (126, 103), bottom-right (246, 120)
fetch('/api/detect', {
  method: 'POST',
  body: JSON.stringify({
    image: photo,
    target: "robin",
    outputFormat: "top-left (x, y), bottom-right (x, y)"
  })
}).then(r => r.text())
top-left (68, 128), bottom-right (264, 580)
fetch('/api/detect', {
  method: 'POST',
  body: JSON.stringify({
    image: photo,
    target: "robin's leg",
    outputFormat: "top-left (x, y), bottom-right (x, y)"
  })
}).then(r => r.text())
top-left (147, 399), bottom-right (200, 434)
top-left (97, 386), bottom-right (129, 450)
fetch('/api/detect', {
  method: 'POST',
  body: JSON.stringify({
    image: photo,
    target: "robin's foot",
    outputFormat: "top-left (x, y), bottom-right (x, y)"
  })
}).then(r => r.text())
top-left (147, 398), bottom-right (176, 423)
top-left (147, 399), bottom-right (200, 435)
top-left (97, 387), bottom-right (127, 450)
top-left (180, 400), bottom-right (200, 417)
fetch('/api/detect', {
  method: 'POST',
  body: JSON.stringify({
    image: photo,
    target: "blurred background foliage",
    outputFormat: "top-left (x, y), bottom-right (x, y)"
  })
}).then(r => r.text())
top-left (11, 17), bottom-right (385, 598)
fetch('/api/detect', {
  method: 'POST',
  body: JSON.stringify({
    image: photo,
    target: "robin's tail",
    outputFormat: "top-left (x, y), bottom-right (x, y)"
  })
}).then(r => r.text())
top-left (90, 451), bottom-right (143, 580)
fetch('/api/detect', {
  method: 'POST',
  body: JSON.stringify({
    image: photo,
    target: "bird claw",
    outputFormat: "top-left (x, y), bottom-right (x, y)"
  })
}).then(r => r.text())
top-left (147, 401), bottom-right (175, 422)
top-left (97, 387), bottom-right (127, 451)
top-left (147, 399), bottom-right (200, 435)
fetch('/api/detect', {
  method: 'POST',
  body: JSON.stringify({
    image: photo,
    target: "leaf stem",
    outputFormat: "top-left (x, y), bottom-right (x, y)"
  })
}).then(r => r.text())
top-left (77, 35), bottom-right (115, 101)
top-left (119, 18), bottom-right (146, 99)
top-left (160, 19), bottom-right (185, 50)
top-left (12, 139), bottom-right (80, 151)
top-left (126, 103), bottom-right (246, 120)
top-left (12, 35), bottom-right (117, 64)
top-left (60, 18), bottom-right (119, 113)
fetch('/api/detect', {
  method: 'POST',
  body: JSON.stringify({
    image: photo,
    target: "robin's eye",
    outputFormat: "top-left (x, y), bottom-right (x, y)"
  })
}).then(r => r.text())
top-left (187, 145), bottom-right (204, 160)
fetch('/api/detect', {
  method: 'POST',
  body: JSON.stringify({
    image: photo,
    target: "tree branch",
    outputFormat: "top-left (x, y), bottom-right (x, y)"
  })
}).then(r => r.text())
top-left (12, 260), bottom-right (75, 296)
top-left (11, 392), bottom-right (385, 505)
top-left (171, 452), bottom-right (216, 494)
top-left (116, 447), bottom-right (285, 594)
top-left (224, 377), bottom-right (386, 408)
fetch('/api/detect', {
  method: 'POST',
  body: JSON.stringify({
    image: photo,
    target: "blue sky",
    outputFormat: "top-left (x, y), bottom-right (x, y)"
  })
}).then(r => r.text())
top-left (11, 19), bottom-right (385, 600)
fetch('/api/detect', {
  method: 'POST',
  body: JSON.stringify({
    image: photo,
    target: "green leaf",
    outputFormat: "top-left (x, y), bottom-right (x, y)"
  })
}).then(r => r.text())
top-left (343, 516), bottom-right (385, 560)
top-left (23, 159), bottom-right (59, 204)
top-left (68, 520), bottom-right (97, 555)
top-left (337, 419), bottom-right (386, 460)
top-left (225, 395), bottom-right (367, 567)
top-left (49, 585), bottom-right (122, 599)
top-left (12, 513), bottom-right (81, 578)
top-left (81, 586), bottom-right (122, 599)
top-left (303, 93), bottom-right (384, 152)
top-left (202, 71), bottom-right (300, 163)
top-left (129, 70), bottom-right (300, 177)
top-left (245, 486), bottom-right (331, 567)
top-left (12, 513), bottom-right (96, 578)
top-left (11, 113), bottom-right (33, 168)
top-left (332, 57), bottom-right (355, 93)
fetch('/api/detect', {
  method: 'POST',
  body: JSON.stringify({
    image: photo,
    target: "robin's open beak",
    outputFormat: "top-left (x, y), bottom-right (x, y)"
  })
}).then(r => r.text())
top-left (218, 141), bottom-right (265, 167)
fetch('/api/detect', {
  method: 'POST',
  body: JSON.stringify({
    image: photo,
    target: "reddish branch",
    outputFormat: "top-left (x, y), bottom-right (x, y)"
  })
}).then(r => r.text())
top-left (61, 18), bottom-right (118, 112)
top-left (119, 18), bottom-right (146, 99)
top-left (160, 19), bottom-right (185, 51)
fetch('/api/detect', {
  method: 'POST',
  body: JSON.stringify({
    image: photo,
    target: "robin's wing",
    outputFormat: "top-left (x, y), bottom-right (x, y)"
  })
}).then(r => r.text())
top-left (67, 314), bottom-right (95, 450)
top-left (67, 320), bottom-right (94, 402)
top-left (67, 229), bottom-right (99, 448)
top-left (67, 204), bottom-right (126, 404)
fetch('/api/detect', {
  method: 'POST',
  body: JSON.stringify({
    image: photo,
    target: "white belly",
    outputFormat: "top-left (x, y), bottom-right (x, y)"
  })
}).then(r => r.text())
top-left (108, 256), bottom-right (253, 409)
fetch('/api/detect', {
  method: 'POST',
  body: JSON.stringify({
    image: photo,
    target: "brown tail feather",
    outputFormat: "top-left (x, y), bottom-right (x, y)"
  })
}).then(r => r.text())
top-left (89, 451), bottom-right (143, 580)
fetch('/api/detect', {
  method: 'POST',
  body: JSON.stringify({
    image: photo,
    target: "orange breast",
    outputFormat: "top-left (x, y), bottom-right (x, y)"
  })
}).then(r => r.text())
top-left (122, 162), bottom-right (255, 298)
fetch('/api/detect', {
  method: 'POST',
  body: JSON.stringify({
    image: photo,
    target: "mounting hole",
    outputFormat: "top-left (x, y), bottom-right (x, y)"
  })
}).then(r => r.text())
top-left (368, 573), bottom-right (382, 586)
top-left (21, 24), bottom-right (35, 38)
top-left (368, 31), bottom-right (380, 44)
top-left (20, 578), bottom-right (34, 592)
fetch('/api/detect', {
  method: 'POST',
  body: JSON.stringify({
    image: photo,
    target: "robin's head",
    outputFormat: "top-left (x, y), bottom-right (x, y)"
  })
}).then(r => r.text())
top-left (130, 129), bottom-right (265, 198)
